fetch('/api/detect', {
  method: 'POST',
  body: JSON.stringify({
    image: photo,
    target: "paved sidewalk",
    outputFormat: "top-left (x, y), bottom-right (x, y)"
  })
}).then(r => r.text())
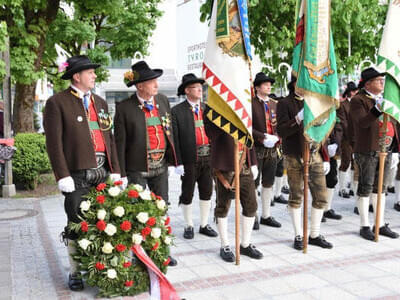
top-left (1, 172), bottom-right (400, 300)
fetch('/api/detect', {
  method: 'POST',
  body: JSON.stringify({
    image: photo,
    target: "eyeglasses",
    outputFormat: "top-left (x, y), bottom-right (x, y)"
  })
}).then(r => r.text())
top-left (372, 78), bottom-right (385, 83)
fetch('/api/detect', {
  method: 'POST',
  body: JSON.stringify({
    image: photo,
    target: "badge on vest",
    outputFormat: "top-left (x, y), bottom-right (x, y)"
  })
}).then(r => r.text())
top-left (161, 113), bottom-right (171, 135)
top-left (77, 116), bottom-right (83, 122)
top-left (98, 109), bottom-right (113, 131)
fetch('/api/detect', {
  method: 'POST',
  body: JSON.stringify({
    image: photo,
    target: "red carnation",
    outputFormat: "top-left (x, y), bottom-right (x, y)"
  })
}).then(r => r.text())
top-left (151, 242), bottom-right (159, 251)
top-left (96, 195), bottom-right (105, 204)
top-left (146, 217), bottom-right (156, 227)
top-left (123, 261), bottom-right (132, 268)
top-left (167, 226), bottom-right (172, 234)
top-left (164, 216), bottom-right (170, 226)
top-left (114, 180), bottom-right (123, 186)
top-left (95, 262), bottom-right (105, 270)
top-left (96, 220), bottom-right (107, 231)
top-left (120, 220), bottom-right (132, 232)
top-left (163, 257), bottom-right (171, 266)
top-left (80, 221), bottom-right (89, 232)
top-left (96, 183), bottom-right (106, 191)
top-left (156, 195), bottom-right (162, 200)
top-left (124, 280), bottom-right (134, 287)
top-left (151, 192), bottom-right (156, 199)
top-left (115, 244), bottom-right (127, 252)
top-left (128, 190), bottom-right (139, 198)
top-left (141, 226), bottom-right (151, 238)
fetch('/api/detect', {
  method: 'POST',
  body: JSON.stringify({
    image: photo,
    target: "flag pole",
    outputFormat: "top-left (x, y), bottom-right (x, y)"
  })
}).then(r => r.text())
top-left (234, 140), bottom-right (241, 265)
top-left (303, 140), bottom-right (310, 253)
top-left (375, 113), bottom-right (388, 242)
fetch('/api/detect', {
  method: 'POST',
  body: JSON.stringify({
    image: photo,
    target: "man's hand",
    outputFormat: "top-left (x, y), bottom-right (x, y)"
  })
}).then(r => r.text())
top-left (251, 165), bottom-right (259, 180)
top-left (323, 162), bottom-right (331, 175)
top-left (263, 133), bottom-right (279, 148)
top-left (327, 143), bottom-right (338, 157)
top-left (109, 173), bottom-right (121, 182)
top-left (58, 176), bottom-right (75, 193)
top-left (295, 108), bottom-right (304, 124)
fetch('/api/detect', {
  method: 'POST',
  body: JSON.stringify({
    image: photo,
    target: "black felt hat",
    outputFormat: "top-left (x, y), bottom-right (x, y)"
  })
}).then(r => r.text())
top-left (61, 55), bottom-right (100, 80)
top-left (177, 73), bottom-right (205, 96)
top-left (124, 61), bottom-right (163, 87)
top-left (342, 81), bottom-right (358, 98)
top-left (358, 67), bottom-right (385, 89)
top-left (253, 72), bottom-right (275, 87)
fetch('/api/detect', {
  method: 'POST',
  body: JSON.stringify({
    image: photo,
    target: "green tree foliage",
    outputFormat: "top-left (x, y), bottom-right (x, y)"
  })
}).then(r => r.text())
top-left (0, 0), bottom-right (162, 132)
top-left (200, 0), bottom-right (388, 83)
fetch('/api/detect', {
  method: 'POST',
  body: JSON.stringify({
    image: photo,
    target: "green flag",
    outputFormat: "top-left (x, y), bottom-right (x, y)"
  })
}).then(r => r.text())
top-left (292, 0), bottom-right (338, 144)
top-left (377, 0), bottom-right (400, 123)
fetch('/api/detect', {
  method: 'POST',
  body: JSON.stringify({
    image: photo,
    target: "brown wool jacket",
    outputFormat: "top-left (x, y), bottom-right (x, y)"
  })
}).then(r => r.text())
top-left (203, 106), bottom-right (257, 172)
top-left (252, 96), bottom-right (278, 147)
top-left (113, 93), bottom-right (177, 177)
top-left (43, 87), bottom-right (120, 181)
top-left (276, 92), bottom-right (329, 161)
top-left (350, 89), bottom-right (385, 153)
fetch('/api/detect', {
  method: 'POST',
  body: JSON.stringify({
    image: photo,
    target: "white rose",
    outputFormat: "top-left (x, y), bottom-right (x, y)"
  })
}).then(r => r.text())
top-left (104, 223), bottom-right (117, 236)
top-left (108, 186), bottom-right (120, 197)
top-left (107, 269), bottom-right (117, 279)
top-left (113, 206), bottom-right (125, 217)
top-left (164, 236), bottom-right (171, 245)
top-left (97, 209), bottom-right (107, 220)
top-left (136, 212), bottom-right (149, 224)
top-left (133, 184), bottom-right (144, 192)
top-left (151, 227), bottom-right (161, 239)
top-left (156, 200), bottom-right (166, 210)
top-left (139, 190), bottom-right (152, 200)
top-left (102, 242), bottom-right (113, 254)
top-left (78, 239), bottom-right (91, 250)
top-left (132, 233), bottom-right (143, 245)
top-left (80, 200), bottom-right (91, 212)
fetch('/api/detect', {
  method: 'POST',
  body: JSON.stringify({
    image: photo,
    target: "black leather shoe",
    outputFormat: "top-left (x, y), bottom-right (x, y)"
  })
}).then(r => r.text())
top-left (373, 224), bottom-right (400, 239)
top-left (369, 204), bottom-right (374, 213)
top-left (271, 198), bottom-right (275, 206)
top-left (338, 189), bottom-right (350, 198)
top-left (349, 189), bottom-right (354, 196)
top-left (253, 218), bottom-right (260, 230)
top-left (293, 235), bottom-right (303, 251)
top-left (220, 246), bottom-right (235, 262)
top-left (387, 186), bottom-right (395, 193)
top-left (324, 209), bottom-right (342, 220)
top-left (183, 226), bottom-right (194, 239)
top-left (308, 235), bottom-right (333, 249)
top-left (354, 206), bottom-right (359, 215)
top-left (274, 195), bottom-right (288, 204)
top-left (260, 216), bottom-right (281, 228)
top-left (68, 272), bottom-right (84, 291)
top-left (199, 224), bottom-right (218, 237)
top-left (321, 216), bottom-right (327, 223)
top-left (281, 185), bottom-right (290, 194)
top-left (168, 256), bottom-right (178, 266)
top-left (360, 226), bottom-right (374, 241)
top-left (394, 202), bottom-right (400, 212)
top-left (240, 244), bottom-right (263, 259)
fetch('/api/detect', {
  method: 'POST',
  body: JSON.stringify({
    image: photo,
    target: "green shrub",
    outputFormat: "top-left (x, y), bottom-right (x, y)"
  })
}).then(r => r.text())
top-left (12, 133), bottom-right (51, 189)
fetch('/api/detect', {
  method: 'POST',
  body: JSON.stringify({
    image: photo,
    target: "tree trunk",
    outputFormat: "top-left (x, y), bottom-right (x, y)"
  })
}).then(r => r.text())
top-left (13, 82), bottom-right (36, 133)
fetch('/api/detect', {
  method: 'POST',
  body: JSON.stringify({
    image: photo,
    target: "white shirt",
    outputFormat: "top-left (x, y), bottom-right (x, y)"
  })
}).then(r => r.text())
top-left (71, 85), bottom-right (91, 100)
top-left (186, 98), bottom-right (201, 110)
top-left (137, 93), bottom-right (154, 106)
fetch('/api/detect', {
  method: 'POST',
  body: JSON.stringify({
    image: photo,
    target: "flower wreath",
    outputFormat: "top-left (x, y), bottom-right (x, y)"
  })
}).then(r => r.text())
top-left (69, 181), bottom-right (174, 298)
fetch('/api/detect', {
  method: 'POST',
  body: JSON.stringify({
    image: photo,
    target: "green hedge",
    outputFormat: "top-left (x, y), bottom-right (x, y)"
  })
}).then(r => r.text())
top-left (12, 133), bottom-right (51, 189)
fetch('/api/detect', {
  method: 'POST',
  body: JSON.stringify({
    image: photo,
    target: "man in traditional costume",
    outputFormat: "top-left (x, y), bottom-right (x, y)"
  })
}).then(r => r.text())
top-left (44, 55), bottom-right (121, 291)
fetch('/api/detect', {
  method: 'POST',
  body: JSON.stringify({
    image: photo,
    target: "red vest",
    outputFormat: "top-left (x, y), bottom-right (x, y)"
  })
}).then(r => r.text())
top-left (191, 106), bottom-right (209, 146)
top-left (143, 104), bottom-right (166, 151)
top-left (87, 98), bottom-right (105, 152)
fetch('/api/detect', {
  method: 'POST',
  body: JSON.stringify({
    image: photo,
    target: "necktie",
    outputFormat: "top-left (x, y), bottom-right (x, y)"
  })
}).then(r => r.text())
top-left (194, 104), bottom-right (199, 116)
top-left (264, 101), bottom-right (269, 112)
top-left (144, 100), bottom-right (154, 111)
top-left (83, 93), bottom-right (90, 111)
